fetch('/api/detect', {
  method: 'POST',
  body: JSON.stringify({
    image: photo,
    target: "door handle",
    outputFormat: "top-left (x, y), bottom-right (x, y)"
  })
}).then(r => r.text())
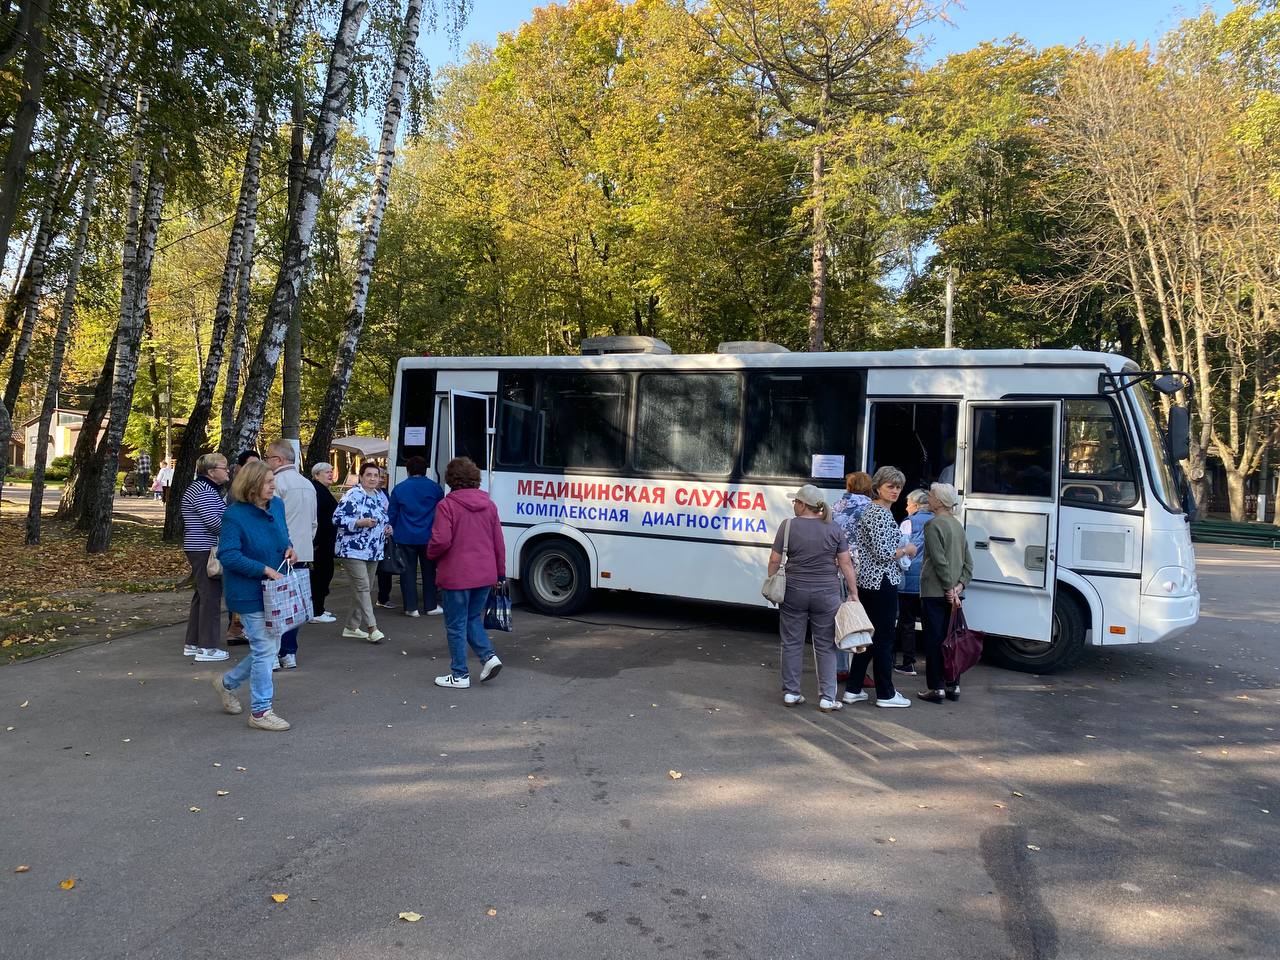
top-left (989, 536), bottom-right (1015, 544)
top-left (975, 541), bottom-right (990, 550)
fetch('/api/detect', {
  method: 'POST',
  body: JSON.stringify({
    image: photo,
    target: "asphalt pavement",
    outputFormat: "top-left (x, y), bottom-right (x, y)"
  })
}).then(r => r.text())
top-left (1, 544), bottom-right (1277, 960)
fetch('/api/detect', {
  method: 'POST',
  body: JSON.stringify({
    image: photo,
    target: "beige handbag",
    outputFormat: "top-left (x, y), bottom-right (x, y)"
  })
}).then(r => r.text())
top-left (761, 519), bottom-right (791, 604)
top-left (206, 550), bottom-right (222, 579)
top-left (835, 598), bottom-right (874, 651)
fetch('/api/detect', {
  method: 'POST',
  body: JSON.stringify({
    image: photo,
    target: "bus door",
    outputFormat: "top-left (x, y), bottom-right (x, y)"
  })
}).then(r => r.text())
top-left (447, 390), bottom-right (494, 489)
top-left (960, 400), bottom-right (1061, 641)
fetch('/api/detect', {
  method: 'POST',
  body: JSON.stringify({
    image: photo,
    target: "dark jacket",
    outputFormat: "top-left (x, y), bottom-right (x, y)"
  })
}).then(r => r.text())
top-left (217, 498), bottom-right (293, 614)
top-left (387, 475), bottom-right (444, 546)
top-left (310, 477), bottom-right (338, 554)
top-left (427, 487), bottom-right (506, 590)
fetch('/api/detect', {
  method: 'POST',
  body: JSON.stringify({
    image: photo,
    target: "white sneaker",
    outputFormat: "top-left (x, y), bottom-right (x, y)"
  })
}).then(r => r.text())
top-left (194, 648), bottom-right (230, 662)
top-left (280, 653), bottom-right (297, 669)
top-left (782, 693), bottom-right (805, 707)
top-left (434, 674), bottom-right (470, 689)
top-left (310, 611), bottom-right (336, 623)
top-left (247, 709), bottom-right (290, 731)
top-left (341, 627), bottom-right (369, 640)
top-left (818, 697), bottom-right (844, 712)
top-left (479, 655), bottom-right (502, 682)
top-left (367, 628), bottom-right (385, 644)
top-left (183, 645), bottom-right (199, 657)
top-left (212, 675), bottom-right (241, 715)
top-left (271, 659), bottom-right (280, 671)
top-left (405, 609), bottom-right (421, 618)
top-left (426, 606), bottom-right (444, 616)
top-left (841, 691), bottom-right (869, 704)
top-left (876, 692), bottom-right (912, 708)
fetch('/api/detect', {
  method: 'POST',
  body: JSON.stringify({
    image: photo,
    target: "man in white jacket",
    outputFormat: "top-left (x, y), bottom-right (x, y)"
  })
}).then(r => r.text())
top-left (267, 440), bottom-right (318, 669)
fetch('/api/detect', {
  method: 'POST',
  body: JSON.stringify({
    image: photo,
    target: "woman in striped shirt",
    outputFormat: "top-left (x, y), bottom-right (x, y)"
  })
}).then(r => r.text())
top-left (181, 453), bottom-right (230, 662)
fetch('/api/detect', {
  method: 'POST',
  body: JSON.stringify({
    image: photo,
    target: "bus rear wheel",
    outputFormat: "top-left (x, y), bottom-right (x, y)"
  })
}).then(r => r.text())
top-left (986, 592), bottom-right (1088, 674)
top-left (521, 539), bottom-right (591, 616)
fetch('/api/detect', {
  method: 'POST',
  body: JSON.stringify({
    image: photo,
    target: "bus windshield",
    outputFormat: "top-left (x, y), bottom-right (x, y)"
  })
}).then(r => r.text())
top-left (1130, 384), bottom-right (1183, 513)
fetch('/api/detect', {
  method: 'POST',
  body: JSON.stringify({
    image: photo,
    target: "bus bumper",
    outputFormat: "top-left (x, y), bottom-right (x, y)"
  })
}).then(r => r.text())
top-left (1137, 592), bottom-right (1200, 644)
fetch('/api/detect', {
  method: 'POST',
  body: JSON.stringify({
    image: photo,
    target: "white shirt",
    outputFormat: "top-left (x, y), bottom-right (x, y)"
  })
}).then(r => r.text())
top-left (273, 464), bottom-right (318, 562)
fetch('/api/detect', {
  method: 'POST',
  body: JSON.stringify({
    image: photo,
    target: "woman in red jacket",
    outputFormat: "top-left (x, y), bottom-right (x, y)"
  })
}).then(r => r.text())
top-left (427, 457), bottom-right (506, 689)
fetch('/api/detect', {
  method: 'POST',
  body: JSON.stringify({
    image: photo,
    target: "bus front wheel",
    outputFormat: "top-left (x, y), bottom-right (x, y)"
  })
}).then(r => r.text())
top-left (986, 592), bottom-right (1088, 674)
top-left (521, 539), bottom-right (591, 616)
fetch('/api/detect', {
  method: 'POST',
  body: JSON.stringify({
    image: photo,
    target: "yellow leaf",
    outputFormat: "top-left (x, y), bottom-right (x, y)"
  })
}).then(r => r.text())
top-left (871, 908), bottom-right (883, 917)
top-left (14, 865), bottom-right (30, 873)
top-left (270, 893), bottom-right (289, 903)
top-left (398, 911), bottom-right (423, 922)
top-left (216, 790), bottom-right (230, 797)
top-left (486, 909), bottom-right (498, 917)
top-left (59, 877), bottom-right (76, 890)
top-left (1012, 791), bottom-right (1024, 798)
top-left (668, 770), bottom-right (683, 780)
top-left (189, 806), bottom-right (201, 813)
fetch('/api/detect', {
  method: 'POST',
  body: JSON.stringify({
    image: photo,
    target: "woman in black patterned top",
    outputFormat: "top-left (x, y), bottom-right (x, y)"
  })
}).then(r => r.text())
top-left (844, 466), bottom-right (917, 708)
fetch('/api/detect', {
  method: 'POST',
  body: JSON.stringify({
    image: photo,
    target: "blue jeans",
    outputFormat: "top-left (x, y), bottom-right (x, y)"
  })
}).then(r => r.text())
top-left (220, 611), bottom-right (275, 714)
top-left (441, 587), bottom-right (497, 678)
top-left (398, 542), bottom-right (437, 613)
top-left (279, 626), bottom-right (299, 656)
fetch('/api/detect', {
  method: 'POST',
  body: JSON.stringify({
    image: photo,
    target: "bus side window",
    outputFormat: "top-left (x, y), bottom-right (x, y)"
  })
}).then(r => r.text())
top-left (634, 373), bottom-right (740, 476)
top-left (397, 368), bottom-right (436, 465)
top-left (536, 372), bottom-right (629, 471)
top-left (496, 372), bottom-right (535, 466)
top-left (1061, 398), bottom-right (1138, 507)
top-left (743, 370), bottom-right (863, 480)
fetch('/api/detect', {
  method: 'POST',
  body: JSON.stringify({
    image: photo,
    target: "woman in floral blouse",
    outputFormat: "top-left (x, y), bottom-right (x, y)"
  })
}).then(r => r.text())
top-left (844, 466), bottom-right (917, 709)
top-left (333, 462), bottom-right (392, 643)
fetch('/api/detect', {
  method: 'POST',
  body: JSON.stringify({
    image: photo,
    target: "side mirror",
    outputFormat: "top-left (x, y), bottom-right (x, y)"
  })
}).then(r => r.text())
top-left (1168, 405), bottom-right (1190, 462)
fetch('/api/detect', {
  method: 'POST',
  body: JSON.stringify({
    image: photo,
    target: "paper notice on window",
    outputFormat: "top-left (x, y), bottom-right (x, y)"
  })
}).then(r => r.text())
top-left (403, 426), bottom-right (427, 446)
top-left (811, 454), bottom-right (845, 479)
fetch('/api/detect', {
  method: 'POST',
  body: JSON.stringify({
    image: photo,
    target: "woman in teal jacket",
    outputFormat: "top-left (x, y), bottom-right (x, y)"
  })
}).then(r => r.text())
top-left (210, 460), bottom-right (297, 731)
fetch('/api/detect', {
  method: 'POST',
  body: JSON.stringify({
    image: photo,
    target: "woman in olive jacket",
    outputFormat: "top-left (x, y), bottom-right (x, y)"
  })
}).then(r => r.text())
top-left (916, 482), bottom-right (974, 703)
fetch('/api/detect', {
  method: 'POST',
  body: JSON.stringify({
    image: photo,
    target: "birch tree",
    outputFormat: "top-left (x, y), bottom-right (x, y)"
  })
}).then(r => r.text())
top-left (0, 0), bottom-right (48, 273)
top-left (228, 0), bottom-right (369, 457)
top-left (306, 0), bottom-right (423, 468)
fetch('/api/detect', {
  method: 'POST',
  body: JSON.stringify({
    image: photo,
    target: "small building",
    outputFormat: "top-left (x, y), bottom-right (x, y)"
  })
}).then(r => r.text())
top-left (20, 408), bottom-right (88, 468)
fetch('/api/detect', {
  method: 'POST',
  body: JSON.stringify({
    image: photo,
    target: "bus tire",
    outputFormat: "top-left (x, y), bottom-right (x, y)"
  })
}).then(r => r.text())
top-left (985, 591), bottom-right (1088, 674)
top-left (521, 539), bottom-right (591, 616)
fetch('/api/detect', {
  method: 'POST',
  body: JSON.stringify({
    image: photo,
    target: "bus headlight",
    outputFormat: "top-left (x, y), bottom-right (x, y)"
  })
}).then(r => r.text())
top-left (1145, 566), bottom-right (1197, 598)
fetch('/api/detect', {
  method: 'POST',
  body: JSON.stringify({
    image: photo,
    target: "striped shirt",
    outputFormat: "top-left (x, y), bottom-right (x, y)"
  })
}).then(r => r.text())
top-left (181, 476), bottom-right (227, 551)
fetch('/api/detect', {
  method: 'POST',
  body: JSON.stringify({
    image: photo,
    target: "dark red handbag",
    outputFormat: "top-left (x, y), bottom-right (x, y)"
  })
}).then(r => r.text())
top-left (943, 604), bottom-right (984, 683)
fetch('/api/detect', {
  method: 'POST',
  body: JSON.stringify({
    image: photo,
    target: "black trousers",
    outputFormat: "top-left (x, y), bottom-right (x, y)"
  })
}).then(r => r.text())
top-left (846, 575), bottom-right (899, 700)
top-left (896, 592), bottom-right (921, 665)
top-left (310, 549), bottom-right (335, 614)
top-left (920, 597), bottom-right (955, 691)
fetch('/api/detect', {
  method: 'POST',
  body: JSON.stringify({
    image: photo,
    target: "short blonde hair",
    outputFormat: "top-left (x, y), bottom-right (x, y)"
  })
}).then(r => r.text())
top-left (196, 453), bottom-right (226, 476)
top-left (231, 460), bottom-right (273, 503)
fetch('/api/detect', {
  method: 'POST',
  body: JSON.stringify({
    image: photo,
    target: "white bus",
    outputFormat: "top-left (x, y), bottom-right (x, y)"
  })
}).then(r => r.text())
top-left (388, 342), bottom-right (1199, 673)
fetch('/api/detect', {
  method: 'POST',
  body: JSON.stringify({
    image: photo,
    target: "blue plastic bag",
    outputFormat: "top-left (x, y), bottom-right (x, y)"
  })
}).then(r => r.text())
top-left (483, 580), bottom-right (513, 632)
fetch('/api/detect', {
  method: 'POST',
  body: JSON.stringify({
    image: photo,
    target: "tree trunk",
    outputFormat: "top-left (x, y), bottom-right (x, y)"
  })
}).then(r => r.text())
top-left (0, 0), bottom-right (47, 274)
top-left (807, 112), bottom-right (828, 352)
top-left (26, 171), bottom-right (99, 544)
top-left (165, 103), bottom-right (269, 540)
top-left (2, 201), bottom-right (56, 415)
top-left (1225, 467), bottom-right (1246, 522)
top-left (281, 77), bottom-right (307, 445)
top-left (306, 0), bottom-right (421, 469)
top-left (59, 331), bottom-right (118, 523)
top-left (87, 95), bottom-right (167, 554)
top-left (229, 0), bottom-right (369, 457)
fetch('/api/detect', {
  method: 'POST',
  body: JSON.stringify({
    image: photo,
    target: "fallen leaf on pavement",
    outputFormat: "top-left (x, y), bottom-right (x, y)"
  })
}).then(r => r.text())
top-left (59, 877), bottom-right (76, 890)
top-left (668, 770), bottom-right (683, 780)
top-left (216, 790), bottom-right (230, 797)
top-left (1026, 844), bottom-right (1041, 852)
top-left (398, 911), bottom-right (422, 922)
top-left (993, 803), bottom-right (1006, 809)
top-left (1012, 791), bottom-right (1024, 798)
top-left (871, 909), bottom-right (883, 917)
top-left (236, 766), bottom-right (246, 772)
top-left (189, 806), bottom-right (201, 813)
top-left (14, 865), bottom-right (30, 873)
top-left (270, 893), bottom-right (289, 903)
top-left (486, 909), bottom-right (498, 917)
top-left (19, 700), bottom-right (28, 708)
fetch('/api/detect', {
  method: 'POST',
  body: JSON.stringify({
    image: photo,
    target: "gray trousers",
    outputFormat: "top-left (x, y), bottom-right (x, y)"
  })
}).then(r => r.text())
top-left (779, 583), bottom-right (840, 700)
top-left (184, 549), bottom-right (223, 650)
top-left (343, 558), bottom-right (379, 631)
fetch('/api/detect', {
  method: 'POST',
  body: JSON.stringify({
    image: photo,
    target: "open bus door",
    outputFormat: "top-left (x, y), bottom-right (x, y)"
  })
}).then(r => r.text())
top-left (447, 390), bottom-right (493, 490)
top-left (960, 400), bottom-right (1062, 642)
